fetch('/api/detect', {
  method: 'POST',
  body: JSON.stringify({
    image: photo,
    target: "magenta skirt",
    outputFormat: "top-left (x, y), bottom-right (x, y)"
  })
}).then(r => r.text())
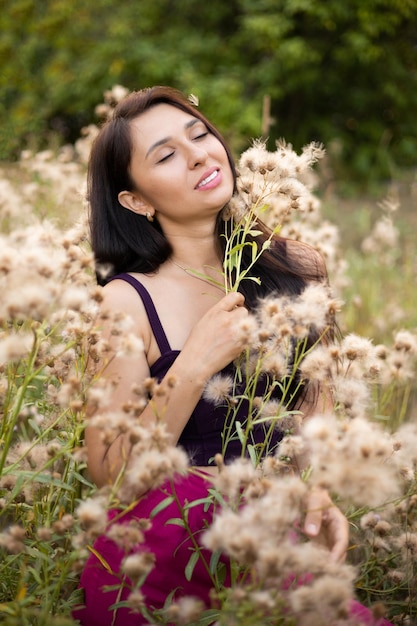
top-left (73, 473), bottom-right (393, 626)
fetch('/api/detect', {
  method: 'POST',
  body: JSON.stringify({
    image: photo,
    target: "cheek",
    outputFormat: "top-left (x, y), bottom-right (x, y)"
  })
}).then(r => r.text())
top-left (136, 170), bottom-right (176, 200)
top-left (216, 147), bottom-right (234, 187)
top-left (143, 173), bottom-right (185, 210)
top-left (224, 165), bottom-right (235, 194)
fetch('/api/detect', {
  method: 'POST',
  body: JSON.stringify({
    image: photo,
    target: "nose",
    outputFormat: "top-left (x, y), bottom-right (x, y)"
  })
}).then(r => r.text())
top-left (188, 144), bottom-right (208, 168)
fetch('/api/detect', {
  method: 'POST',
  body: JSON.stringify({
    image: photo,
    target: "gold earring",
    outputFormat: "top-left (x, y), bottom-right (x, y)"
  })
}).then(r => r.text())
top-left (146, 212), bottom-right (154, 222)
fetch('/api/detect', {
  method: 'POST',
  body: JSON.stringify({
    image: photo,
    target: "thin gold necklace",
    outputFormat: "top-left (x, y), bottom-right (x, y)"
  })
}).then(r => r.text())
top-left (170, 259), bottom-right (224, 290)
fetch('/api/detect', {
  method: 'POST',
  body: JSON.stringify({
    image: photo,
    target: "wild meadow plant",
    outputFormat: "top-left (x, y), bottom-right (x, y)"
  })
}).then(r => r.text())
top-left (0, 217), bottom-right (102, 625)
top-left (0, 87), bottom-right (416, 625)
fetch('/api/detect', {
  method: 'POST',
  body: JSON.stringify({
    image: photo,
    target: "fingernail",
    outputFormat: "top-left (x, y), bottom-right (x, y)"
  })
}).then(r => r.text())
top-left (306, 523), bottom-right (318, 535)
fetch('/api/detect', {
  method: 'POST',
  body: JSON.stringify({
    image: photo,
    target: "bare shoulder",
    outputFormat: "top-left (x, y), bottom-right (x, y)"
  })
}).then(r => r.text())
top-left (285, 239), bottom-right (328, 282)
top-left (101, 277), bottom-right (142, 311)
top-left (101, 278), bottom-right (144, 316)
top-left (98, 277), bottom-right (152, 349)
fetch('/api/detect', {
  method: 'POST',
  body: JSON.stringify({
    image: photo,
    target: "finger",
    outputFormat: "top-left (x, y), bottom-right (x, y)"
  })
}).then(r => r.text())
top-left (303, 490), bottom-right (331, 536)
top-left (330, 531), bottom-right (347, 562)
top-left (304, 509), bottom-right (322, 537)
top-left (330, 538), bottom-right (347, 563)
top-left (219, 291), bottom-right (245, 311)
top-left (326, 509), bottom-right (349, 563)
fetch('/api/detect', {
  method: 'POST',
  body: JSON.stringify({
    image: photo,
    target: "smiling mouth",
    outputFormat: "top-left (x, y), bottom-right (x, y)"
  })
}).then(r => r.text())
top-left (195, 169), bottom-right (219, 189)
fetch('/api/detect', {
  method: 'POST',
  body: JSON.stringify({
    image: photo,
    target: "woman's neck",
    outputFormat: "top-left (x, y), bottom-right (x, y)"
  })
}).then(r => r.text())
top-left (168, 236), bottom-right (222, 274)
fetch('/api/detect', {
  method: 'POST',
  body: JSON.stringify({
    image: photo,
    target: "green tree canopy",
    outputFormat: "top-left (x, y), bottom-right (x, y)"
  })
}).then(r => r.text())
top-left (1, 0), bottom-right (416, 180)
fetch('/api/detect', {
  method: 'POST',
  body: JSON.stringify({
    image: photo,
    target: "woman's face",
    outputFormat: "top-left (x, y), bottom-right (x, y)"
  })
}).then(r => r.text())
top-left (122, 104), bottom-right (234, 229)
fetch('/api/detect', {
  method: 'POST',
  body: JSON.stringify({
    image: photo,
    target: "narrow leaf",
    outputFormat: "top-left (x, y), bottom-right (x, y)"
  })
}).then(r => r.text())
top-left (209, 549), bottom-right (223, 575)
top-left (251, 241), bottom-right (258, 263)
top-left (87, 546), bottom-right (114, 574)
top-left (150, 496), bottom-right (174, 518)
top-left (165, 517), bottom-right (186, 528)
top-left (247, 444), bottom-right (257, 466)
top-left (198, 610), bottom-right (221, 625)
top-left (184, 496), bottom-right (212, 510)
top-left (235, 421), bottom-right (245, 445)
top-left (185, 550), bottom-right (200, 581)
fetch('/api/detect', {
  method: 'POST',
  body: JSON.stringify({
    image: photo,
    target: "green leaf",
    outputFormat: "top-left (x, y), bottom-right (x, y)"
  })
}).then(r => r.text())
top-left (165, 517), bottom-right (186, 528)
top-left (207, 487), bottom-right (229, 508)
top-left (228, 241), bottom-right (250, 255)
top-left (26, 547), bottom-right (52, 562)
top-left (27, 566), bottom-right (43, 585)
top-left (251, 240), bottom-right (258, 263)
top-left (257, 204), bottom-right (270, 215)
top-left (245, 276), bottom-right (261, 284)
top-left (70, 471), bottom-right (94, 488)
top-left (215, 561), bottom-right (227, 586)
top-left (9, 471), bottom-right (74, 489)
top-left (185, 550), bottom-right (200, 581)
top-left (197, 609), bottom-right (221, 625)
top-left (247, 443), bottom-right (257, 466)
top-left (209, 549), bottom-right (223, 574)
top-left (150, 496), bottom-right (174, 518)
top-left (235, 421), bottom-right (245, 445)
top-left (28, 418), bottom-right (42, 436)
top-left (184, 496), bottom-right (213, 510)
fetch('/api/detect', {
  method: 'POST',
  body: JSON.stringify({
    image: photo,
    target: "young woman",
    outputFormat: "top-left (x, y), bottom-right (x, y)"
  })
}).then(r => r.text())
top-left (73, 87), bottom-right (391, 626)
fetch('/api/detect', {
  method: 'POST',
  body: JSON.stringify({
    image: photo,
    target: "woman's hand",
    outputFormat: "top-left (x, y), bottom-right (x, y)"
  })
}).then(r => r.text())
top-left (303, 489), bottom-right (349, 563)
top-left (182, 291), bottom-right (248, 380)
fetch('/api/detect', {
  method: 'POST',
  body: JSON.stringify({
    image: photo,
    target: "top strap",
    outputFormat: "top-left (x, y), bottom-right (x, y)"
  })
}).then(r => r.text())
top-left (109, 273), bottom-right (172, 355)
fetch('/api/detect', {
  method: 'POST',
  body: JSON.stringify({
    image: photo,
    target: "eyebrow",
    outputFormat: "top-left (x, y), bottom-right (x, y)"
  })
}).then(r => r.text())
top-left (145, 118), bottom-right (200, 159)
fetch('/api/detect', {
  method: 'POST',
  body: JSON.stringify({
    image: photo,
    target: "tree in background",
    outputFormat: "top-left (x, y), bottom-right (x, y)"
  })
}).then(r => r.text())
top-left (1, 0), bottom-right (416, 181)
top-left (236, 0), bottom-right (417, 180)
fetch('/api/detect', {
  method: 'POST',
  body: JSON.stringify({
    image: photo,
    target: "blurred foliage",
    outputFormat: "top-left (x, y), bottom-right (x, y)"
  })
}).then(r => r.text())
top-left (1, 0), bottom-right (417, 182)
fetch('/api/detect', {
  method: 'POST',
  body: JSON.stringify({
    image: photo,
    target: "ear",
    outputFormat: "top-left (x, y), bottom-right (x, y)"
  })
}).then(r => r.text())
top-left (118, 190), bottom-right (154, 218)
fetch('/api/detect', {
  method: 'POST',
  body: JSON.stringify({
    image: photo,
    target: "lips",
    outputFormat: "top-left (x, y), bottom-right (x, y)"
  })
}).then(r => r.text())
top-left (195, 168), bottom-right (220, 189)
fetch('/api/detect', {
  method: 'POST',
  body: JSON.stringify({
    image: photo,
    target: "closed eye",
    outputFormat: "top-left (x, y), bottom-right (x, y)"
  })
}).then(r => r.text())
top-left (193, 131), bottom-right (209, 140)
top-left (156, 127), bottom-right (209, 163)
top-left (157, 152), bottom-right (174, 163)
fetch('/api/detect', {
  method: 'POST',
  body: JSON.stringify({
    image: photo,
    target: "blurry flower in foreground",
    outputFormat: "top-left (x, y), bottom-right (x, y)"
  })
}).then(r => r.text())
top-left (0, 332), bottom-right (32, 364)
top-left (121, 552), bottom-right (155, 583)
top-left (118, 446), bottom-right (189, 503)
top-left (125, 590), bottom-right (145, 613)
top-left (106, 521), bottom-right (149, 552)
top-left (116, 332), bottom-right (144, 358)
top-left (76, 497), bottom-right (108, 537)
top-left (302, 415), bottom-right (400, 507)
top-left (165, 597), bottom-right (205, 625)
top-left (203, 475), bottom-right (307, 565)
top-left (332, 377), bottom-right (371, 419)
top-left (212, 457), bottom-right (259, 502)
top-left (393, 330), bottom-right (417, 354)
top-left (289, 574), bottom-right (352, 626)
top-left (0, 525), bottom-right (26, 554)
top-left (203, 374), bottom-right (234, 404)
top-left (391, 421), bottom-right (417, 479)
top-left (340, 333), bottom-right (375, 362)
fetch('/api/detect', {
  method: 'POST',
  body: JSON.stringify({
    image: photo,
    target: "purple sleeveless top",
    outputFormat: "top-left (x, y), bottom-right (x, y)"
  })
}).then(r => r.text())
top-left (111, 273), bottom-right (283, 466)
